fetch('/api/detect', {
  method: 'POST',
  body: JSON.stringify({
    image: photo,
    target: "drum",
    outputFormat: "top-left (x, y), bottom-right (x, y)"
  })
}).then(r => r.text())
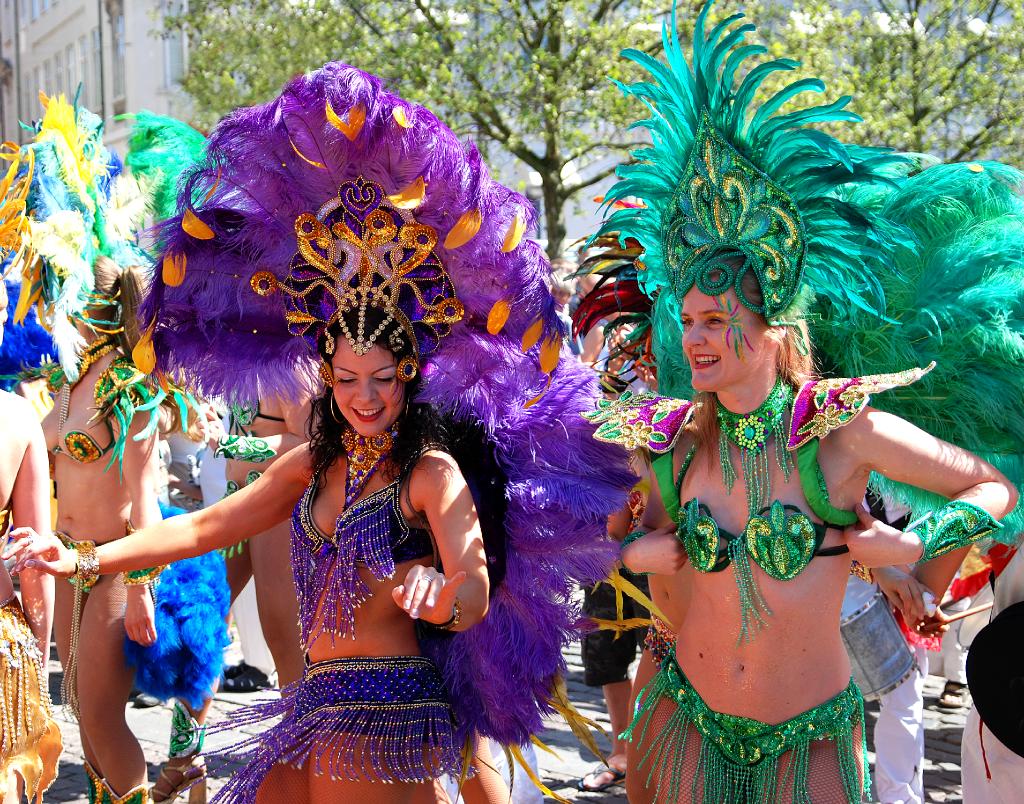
top-left (841, 589), bottom-right (916, 700)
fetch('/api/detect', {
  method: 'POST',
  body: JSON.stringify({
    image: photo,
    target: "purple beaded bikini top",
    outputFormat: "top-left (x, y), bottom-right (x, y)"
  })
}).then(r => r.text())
top-left (291, 474), bottom-right (433, 646)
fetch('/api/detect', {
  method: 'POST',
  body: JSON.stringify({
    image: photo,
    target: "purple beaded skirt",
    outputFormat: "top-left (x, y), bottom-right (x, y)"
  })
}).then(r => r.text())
top-left (210, 655), bottom-right (462, 802)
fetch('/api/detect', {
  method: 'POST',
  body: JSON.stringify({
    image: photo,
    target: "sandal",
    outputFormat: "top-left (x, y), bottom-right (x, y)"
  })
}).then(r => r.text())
top-left (576, 762), bottom-right (626, 792)
top-left (938, 680), bottom-right (968, 709)
top-left (151, 754), bottom-right (207, 804)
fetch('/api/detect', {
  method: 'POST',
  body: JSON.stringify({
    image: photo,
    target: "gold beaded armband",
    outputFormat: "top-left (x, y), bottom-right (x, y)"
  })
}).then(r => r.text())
top-left (73, 541), bottom-right (100, 589)
top-left (123, 566), bottom-right (167, 586)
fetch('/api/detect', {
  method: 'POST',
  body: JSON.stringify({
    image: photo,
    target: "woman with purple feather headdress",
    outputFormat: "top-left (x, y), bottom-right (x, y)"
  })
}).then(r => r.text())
top-left (6, 64), bottom-right (634, 802)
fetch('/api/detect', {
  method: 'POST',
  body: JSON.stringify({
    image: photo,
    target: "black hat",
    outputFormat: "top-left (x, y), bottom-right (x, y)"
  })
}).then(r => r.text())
top-left (967, 600), bottom-right (1024, 758)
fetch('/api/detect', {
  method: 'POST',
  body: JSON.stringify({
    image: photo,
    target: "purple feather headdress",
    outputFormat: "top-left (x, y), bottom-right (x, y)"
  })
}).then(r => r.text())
top-left (144, 63), bottom-right (634, 746)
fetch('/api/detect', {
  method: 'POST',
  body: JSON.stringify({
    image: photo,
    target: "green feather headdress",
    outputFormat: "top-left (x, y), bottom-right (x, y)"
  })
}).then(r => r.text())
top-left (599, 0), bottom-right (912, 322)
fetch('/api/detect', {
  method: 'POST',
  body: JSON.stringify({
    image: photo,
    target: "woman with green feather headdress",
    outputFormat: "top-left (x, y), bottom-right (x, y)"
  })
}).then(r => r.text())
top-left (583, 2), bottom-right (1020, 801)
top-left (5, 95), bottom-right (218, 804)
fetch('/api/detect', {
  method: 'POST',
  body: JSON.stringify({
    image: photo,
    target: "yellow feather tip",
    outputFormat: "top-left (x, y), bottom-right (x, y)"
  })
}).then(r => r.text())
top-left (443, 209), bottom-right (482, 249)
top-left (327, 100), bottom-right (366, 141)
top-left (386, 177), bottom-right (427, 210)
top-left (539, 334), bottom-right (561, 374)
top-left (521, 318), bottom-right (543, 352)
top-left (132, 326), bottom-right (157, 375)
top-left (289, 137), bottom-right (326, 170)
top-left (392, 107), bottom-right (412, 128)
top-left (486, 299), bottom-right (511, 336)
top-left (501, 213), bottom-right (525, 252)
top-left (162, 252), bottom-right (186, 287)
top-left (181, 209), bottom-right (214, 240)
top-left (524, 374), bottom-right (552, 409)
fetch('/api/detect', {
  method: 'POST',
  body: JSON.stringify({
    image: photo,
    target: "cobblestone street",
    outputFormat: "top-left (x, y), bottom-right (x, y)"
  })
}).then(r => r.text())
top-left (44, 641), bottom-right (967, 802)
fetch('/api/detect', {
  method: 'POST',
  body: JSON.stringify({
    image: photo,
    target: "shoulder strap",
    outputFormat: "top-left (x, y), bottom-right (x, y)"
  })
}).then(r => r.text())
top-left (794, 440), bottom-right (857, 527)
top-left (787, 363), bottom-right (934, 450)
top-left (652, 453), bottom-right (678, 523)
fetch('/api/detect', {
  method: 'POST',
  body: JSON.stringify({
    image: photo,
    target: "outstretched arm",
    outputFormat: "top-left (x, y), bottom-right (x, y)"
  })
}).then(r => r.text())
top-left (839, 408), bottom-right (1017, 594)
top-left (7, 444), bottom-right (313, 577)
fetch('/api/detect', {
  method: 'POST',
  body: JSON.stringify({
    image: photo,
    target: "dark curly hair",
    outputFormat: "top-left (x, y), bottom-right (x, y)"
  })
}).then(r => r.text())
top-left (307, 306), bottom-right (508, 589)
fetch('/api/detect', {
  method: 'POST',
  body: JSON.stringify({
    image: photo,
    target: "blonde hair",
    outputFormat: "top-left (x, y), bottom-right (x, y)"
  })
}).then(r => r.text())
top-left (687, 271), bottom-right (816, 459)
top-left (92, 255), bottom-right (146, 355)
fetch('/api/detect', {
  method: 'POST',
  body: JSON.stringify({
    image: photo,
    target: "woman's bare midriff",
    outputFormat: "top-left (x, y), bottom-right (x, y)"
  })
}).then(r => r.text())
top-left (674, 448), bottom-right (856, 724)
top-left (52, 456), bottom-right (136, 544)
top-left (305, 557), bottom-right (431, 663)
top-left (675, 552), bottom-right (851, 723)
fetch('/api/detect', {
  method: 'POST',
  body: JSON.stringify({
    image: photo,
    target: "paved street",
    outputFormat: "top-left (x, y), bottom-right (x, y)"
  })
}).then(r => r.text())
top-left (44, 640), bottom-right (966, 802)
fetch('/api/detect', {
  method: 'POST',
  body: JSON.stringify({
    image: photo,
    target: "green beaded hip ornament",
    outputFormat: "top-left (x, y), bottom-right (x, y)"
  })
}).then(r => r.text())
top-left (624, 651), bottom-right (868, 803)
top-left (717, 379), bottom-right (794, 516)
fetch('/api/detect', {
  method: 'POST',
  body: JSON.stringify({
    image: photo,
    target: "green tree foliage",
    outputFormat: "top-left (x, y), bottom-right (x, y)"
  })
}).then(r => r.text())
top-left (170, 1), bottom-right (1024, 257)
top-left (168, 0), bottom-right (666, 258)
top-left (736, 0), bottom-right (1024, 162)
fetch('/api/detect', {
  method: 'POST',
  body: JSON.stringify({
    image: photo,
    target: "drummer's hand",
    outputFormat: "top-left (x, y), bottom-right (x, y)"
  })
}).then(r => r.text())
top-left (844, 504), bottom-right (924, 567)
top-left (3, 528), bottom-right (77, 578)
top-left (622, 525), bottom-right (687, 575)
top-left (874, 565), bottom-right (928, 624)
top-left (392, 564), bottom-right (467, 625)
top-left (915, 607), bottom-right (953, 636)
top-left (124, 585), bottom-right (158, 646)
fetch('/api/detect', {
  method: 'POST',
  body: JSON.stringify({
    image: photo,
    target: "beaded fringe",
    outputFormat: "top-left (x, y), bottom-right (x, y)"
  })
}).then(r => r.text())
top-left (0, 598), bottom-right (62, 802)
top-left (624, 667), bottom-right (867, 804)
top-left (208, 685), bottom-right (460, 802)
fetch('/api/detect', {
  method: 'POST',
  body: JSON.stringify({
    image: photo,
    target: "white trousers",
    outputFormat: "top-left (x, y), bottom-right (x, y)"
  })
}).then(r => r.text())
top-left (962, 707), bottom-right (1023, 803)
top-left (443, 740), bottom-right (543, 804)
top-left (873, 645), bottom-right (929, 804)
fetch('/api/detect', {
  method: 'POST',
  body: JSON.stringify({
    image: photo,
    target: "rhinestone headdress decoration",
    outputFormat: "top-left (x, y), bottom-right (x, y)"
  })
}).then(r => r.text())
top-left (252, 177), bottom-right (464, 378)
top-left (665, 116), bottom-right (805, 318)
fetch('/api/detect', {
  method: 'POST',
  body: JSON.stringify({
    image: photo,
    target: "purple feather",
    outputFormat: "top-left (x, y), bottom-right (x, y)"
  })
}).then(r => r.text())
top-left (145, 63), bottom-right (634, 746)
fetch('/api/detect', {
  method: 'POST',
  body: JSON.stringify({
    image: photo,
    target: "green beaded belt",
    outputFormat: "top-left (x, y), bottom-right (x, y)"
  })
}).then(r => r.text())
top-left (625, 649), bottom-right (869, 803)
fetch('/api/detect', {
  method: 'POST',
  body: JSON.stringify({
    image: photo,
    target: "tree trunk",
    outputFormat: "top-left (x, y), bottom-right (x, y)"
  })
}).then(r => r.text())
top-left (541, 175), bottom-right (567, 262)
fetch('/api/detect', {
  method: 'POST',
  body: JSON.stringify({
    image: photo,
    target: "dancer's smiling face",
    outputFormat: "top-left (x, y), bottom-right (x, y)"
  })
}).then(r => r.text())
top-left (680, 286), bottom-right (775, 393)
top-left (330, 338), bottom-right (406, 437)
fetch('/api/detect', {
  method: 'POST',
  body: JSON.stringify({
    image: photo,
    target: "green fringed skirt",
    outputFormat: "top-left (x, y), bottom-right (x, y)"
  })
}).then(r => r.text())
top-left (625, 651), bottom-right (868, 803)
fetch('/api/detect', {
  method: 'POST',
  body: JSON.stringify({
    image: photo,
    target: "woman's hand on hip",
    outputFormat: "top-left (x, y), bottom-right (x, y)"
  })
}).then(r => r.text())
top-left (392, 564), bottom-right (467, 625)
top-left (3, 528), bottom-right (76, 578)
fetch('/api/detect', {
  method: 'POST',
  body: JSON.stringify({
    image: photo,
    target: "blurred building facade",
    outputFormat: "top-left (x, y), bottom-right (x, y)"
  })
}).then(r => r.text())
top-left (0, 0), bottom-right (190, 150)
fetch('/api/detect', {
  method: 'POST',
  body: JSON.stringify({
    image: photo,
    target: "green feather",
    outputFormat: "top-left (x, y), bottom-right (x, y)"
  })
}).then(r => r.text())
top-left (125, 111), bottom-right (207, 222)
top-left (814, 161), bottom-right (1024, 535)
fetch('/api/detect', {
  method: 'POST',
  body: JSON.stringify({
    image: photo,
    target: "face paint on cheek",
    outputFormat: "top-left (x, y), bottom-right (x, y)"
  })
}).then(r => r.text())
top-left (714, 295), bottom-right (754, 361)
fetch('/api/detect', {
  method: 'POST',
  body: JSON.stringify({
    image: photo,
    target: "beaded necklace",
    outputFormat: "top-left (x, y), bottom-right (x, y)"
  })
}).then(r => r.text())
top-left (342, 425), bottom-right (399, 507)
top-left (716, 379), bottom-right (794, 515)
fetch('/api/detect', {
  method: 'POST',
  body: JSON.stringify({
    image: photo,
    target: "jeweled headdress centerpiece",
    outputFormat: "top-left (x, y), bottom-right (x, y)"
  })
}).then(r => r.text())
top-left (252, 176), bottom-right (464, 379)
top-left (664, 115), bottom-right (806, 319)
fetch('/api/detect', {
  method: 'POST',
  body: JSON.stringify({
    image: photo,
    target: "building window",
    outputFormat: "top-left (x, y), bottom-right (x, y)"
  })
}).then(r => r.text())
top-left (78, 35), bottom-right (89, 105)
top-left (66, 44), bottom-right (77, 97)
top-left (30, 0), bottom-right (38, 21)
top-left (42, 58), bottom-right (52, 95)
top-left (91, 27), bottom-right (102, 109)
top-left (163, 1), bottom-right (186, 87)
top-left (112, 14), bottom-right (126, 100)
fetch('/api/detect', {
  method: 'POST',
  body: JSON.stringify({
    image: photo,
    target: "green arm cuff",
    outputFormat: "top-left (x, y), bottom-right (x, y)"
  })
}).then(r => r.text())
top-left (912, 500), bottom-right (1002, 561)
top-left (215, 435), bottom-right (276, 463)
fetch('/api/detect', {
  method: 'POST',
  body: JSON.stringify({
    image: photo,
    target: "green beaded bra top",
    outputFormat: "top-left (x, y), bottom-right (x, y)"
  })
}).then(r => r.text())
top-left (674, 380), bottom-right (851, 641)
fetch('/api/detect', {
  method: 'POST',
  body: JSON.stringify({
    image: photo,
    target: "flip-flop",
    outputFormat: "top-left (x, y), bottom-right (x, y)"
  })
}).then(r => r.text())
top-left (576, 762), bottom-right (626, 792)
